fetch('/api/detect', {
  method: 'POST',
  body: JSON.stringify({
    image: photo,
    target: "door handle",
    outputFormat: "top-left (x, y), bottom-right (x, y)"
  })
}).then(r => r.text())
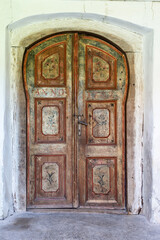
top-left (77, 116), bottom-right (87, 136)
top-left (78, 120), bottom-right (88, 126)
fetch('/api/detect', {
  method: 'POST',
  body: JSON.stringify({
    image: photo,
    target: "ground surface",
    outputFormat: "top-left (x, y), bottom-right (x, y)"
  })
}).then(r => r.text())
top-left (0, 212), bottom-right (160, 240)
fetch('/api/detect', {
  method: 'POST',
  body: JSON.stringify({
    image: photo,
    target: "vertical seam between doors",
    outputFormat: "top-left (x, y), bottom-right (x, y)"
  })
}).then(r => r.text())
top-left (73, 33), bottom-right (79, 207)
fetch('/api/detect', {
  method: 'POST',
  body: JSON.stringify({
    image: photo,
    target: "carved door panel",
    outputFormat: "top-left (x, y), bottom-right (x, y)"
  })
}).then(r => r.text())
top-left (24, 34), bottom-right (74, 208)
top-left (23, 33), bottom-right (128, 209)
top-left (77, 34), bottom-right (128, 208)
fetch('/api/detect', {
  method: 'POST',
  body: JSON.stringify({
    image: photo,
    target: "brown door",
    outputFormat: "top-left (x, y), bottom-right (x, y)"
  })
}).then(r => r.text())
top-left (77, 34), bottom-right (128, 209)
top-left (23, 33), bottom-right (128, 209)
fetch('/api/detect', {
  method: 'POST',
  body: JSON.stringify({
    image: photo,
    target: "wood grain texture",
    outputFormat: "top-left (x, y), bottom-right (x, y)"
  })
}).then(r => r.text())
top-left (23, 33), bottom-right (73, 208)
top-left (78, 34), bottom-right (128, 209)
top-left (23, 32), bottom-right (128, 209)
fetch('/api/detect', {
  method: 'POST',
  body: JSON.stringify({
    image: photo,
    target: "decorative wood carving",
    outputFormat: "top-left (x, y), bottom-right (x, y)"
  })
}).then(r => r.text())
top-left (86, 45), bottom-right (117, 90)
top-left (35, 42), bottom-right (66, 87)
top-left (92, 56), bottom-right (110, 82)
top-left (35, 155), bottom-right (66, 202)
top-left (86, 101), bottom-right (117, 145)
top-left (35, 98), bottom-right (66, 143)
top-left (23, 33), bottom-right (73, 208)
top-left (86, 157), bottom-right (117, 204)
top-left (42, 53), bottom-right (60, 79)
top-left (93, 165), bottom-right (110, 194)
top-left (23, 33), bottom-right (128, 209)
top-left (42, 106), bottom-right (59, 136)
top-left (41, 162), bottom-right (59, 192)
top-left (78, 35), bottom-right (128, 208)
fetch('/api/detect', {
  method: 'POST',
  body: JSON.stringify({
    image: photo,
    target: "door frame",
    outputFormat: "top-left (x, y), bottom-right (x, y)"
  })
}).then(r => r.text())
top-left (7, 14), bottom-right (145, 214)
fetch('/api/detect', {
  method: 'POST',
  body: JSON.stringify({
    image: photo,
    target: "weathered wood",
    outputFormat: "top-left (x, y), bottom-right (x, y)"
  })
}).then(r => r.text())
top-left (77, 34), bottom-right (128, 208)
top-left (23, 32), bottom-right (128, 209)
top-left (23, 33), bottom-right (73, 208)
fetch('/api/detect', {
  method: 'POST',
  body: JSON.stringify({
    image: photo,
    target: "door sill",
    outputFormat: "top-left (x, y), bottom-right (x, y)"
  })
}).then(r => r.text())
top-left (27, 208), bottom-right (128, 215)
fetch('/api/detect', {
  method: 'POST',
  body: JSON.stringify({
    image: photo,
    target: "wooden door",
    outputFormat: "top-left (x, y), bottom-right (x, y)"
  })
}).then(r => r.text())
top-left (23, 33), bottom-right (128, 209)
top-left (77, 34), bottom-right (128, 209)
top-left (23, 34), bottom-right (74, 208)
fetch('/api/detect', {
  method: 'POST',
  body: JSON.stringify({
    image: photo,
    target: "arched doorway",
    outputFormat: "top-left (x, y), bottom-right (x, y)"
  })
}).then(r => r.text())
top-left (23, 32), bottom-right (128, 209)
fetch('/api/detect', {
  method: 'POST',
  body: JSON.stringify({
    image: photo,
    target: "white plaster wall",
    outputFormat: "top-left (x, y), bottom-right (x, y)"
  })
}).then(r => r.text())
top-left (0, 0), bottom-right (12, 219)
top-left (0, 0), bottom-right (160, 223)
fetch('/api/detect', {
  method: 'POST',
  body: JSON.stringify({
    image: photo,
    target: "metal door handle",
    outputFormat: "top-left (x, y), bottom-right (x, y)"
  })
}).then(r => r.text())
top-left (78, 120), bottom-right (88, 126)
top-left (77, 116), bottom-right (87, 136)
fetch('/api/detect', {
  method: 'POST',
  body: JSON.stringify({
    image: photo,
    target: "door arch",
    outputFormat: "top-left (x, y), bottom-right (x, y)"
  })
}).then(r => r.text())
top-left (23, 32), bottom-right (128, 209)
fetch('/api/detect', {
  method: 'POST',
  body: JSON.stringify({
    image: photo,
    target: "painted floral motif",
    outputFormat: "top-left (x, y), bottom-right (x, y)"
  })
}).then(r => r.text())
top-left (42, 53), bottom-right (59, 79)
top-left (42, 106), bottom-right (59, 135)
top-left (93, 109), bottom-right (109, 137)
top-left (93, 56), bottom-right (110, 82)
top-left (93, 165), bottom-right (110, 194)
top-left (42, 163), bottom-right (59, 192)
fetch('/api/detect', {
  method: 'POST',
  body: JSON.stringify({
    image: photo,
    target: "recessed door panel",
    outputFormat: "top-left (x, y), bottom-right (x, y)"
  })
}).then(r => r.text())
top-left (86, 100), bottom-right (117, 145)
top-left (35, 155), bottom-right (66, 203)
top-left (35, 42), bottom-right (66, 87)
top-left (35, 98), bottom-right (66, 143)
top-left (86, 45), bottom-right (117, 89)
top-left (23, 32), bottom-right (128, 209)
top-left (86, 157), bottom-right (117, 204)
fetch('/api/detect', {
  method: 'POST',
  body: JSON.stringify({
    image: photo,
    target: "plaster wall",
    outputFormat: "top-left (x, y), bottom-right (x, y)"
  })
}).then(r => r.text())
top-left (0, 0), bottom-right (160, 224)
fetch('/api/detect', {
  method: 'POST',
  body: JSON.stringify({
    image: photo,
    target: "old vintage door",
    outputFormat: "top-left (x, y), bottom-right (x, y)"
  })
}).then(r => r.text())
top-left (77, 34), bottom-right (128, 209)
top-left (23, 33), bottom-right (128, 209)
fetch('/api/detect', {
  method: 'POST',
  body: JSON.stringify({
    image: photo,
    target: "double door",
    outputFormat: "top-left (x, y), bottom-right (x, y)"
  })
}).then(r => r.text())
top-left (23, 33), bottom-right (128, 209)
